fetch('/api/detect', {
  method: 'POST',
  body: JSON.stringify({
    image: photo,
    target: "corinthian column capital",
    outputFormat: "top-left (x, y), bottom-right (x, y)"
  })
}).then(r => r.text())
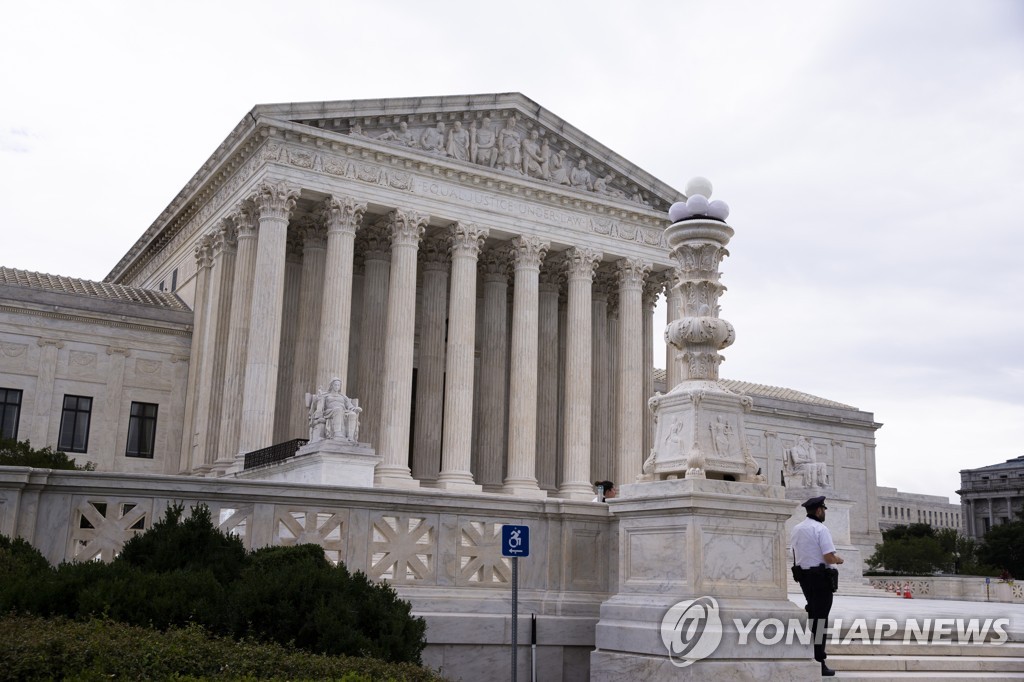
top-left (387, 209), bottom-right (429, 246)
top-left (643, 275), bottom-right (664, 309)
top-left (479, 247), bottom-right (510, 282)
top-left (448, 222), bottom-right (489, 257)
top-left (563, 247), bottom-right (602, 281)
top-left (419, 236), bottom-right (450, 272)
top-left (194, 234), bottom-right (214, 270)
top-left (320, 195), bottom-right (366, 235)
top-left (249, 180), bottom-right (300, 222)
top-left (232, 203), bottom-right (258, 239)
top-left (615, 257), bottom-right (650, 290)
top-left (508, 235), bottom-right (549, 270)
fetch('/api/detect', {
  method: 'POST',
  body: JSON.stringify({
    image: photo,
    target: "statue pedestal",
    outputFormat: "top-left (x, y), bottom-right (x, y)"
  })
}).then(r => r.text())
top-left (591, 478), bottom-right (818, 680)
top-left (235, 439), bottom-right (380, 487)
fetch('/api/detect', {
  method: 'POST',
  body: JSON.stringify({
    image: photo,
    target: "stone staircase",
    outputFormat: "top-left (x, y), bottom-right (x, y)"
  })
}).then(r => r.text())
top-left (827, 640), bottom-right (1024, 679)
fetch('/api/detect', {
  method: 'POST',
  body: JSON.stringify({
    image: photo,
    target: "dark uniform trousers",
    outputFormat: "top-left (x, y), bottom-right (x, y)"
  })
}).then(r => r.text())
top-left (796, 565), bottom-right (834, 662)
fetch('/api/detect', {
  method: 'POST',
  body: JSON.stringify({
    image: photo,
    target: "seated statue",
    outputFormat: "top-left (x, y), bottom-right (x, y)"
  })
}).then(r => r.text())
top-left (306, 378), bottom-right (361, 443)
top-left (784, 435), bottom-right (829, 487)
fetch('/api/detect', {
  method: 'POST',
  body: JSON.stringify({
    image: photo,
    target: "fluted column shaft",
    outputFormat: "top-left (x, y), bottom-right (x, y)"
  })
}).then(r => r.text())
top-left (237, 181), bottom-right (299, 458)
top-left (289, 220), bottom-right (327, 437)
top-left (316, 196), bottom-right (367, 393)
top-left (665, 270), bottom-right (683, 390)
top-left (559, 247), bottom-right (601, 499)
top-left (437, 223), bottom-right (488, 491)
top-left (272, 234), bottom-right (303, 442)
top-left (590, 274), bottom-right (611, 481)
top-left (642, 278), bottom-right (661, 460)
top-left (375, 209), bottom-right (429, 487)
top-left (196, 224), bottom-right (237, 467)
top-left (476, 249), bottom-right (509, 491)
top-left (503, 235), bottom-right (549, 497)
top-left (180, 235), bottom-right (213, 473)
top-left (412, 238), bottom-right (449, 484)
top-left (536, 262), bottom-right (560, 492)
top-left (215, 207), bottom-right (258, 471)
top-left (355, 222), bottom-right (391, 449)
top-left (615, 258), bottom-right (651, 486)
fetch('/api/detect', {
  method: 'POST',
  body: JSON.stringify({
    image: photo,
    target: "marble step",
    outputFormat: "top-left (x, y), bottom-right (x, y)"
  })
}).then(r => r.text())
top-left (833, 641), bottom-right (1024, 657)
top-left (828, 654), bottom-right (1024, 673)
top-left (833, 673), bottom-right (1024, 680)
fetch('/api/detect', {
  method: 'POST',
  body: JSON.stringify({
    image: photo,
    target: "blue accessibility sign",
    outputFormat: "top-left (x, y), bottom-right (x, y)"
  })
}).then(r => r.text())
top-left (501, 524), bottom-right (530, 557)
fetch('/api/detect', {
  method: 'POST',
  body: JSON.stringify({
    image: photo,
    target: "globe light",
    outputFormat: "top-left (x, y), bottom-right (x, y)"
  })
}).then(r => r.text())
top-left (668, 201), bottom-right (692, 222)
top-left (685, 194), bottom-right (709, 215)
top-left (685, 176), bottom-right (713, 199)
top-left (707, 200), bottom-right (730, 220)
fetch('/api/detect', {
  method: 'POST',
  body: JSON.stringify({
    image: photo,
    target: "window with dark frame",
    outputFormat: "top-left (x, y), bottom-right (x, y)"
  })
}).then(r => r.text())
top-left (58, 395), bottom-right (93, 453)
top-left (126, 401), bottom-right (158, 458)
top-left (1, 388), bottom-right (23, 440)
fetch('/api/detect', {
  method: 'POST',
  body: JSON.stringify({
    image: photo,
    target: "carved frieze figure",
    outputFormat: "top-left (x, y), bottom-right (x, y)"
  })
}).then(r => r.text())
top-left (570, 158), bottom-right (593, 191)
top-left (710, 415), bottom-right (731, 457)
top-left (446, 120), bottom-right (470, 161)
top-left (420, 122), bottom-right (447, 155)
top-left (471, 117), bottom-right (498, 167)
top-left (306, 378), bottom-right (362, 443)
top-left (521, 129), bottom-right (546, 178)
top-left (497, 115), bottom-right (522, 171)
top-left (595, 173), bottom-right (625, 199)
top-left (784, 435), bottom-right (829, 487)
top-left (377, 120), bottom-right (418, 147)
top-left (349, 123), bottom-right (366, 137)
top-left (548, 149), bottom-right (570, 185)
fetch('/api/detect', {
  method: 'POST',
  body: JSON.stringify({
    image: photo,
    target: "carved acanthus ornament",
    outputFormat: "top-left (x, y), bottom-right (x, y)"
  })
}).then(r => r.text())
top-left (285, 227), bottom-right (304, 262)
top-left (538, 255), bottom-right (564, 292)
top-left (447, 222), bottom-right (488, 258)
top-left (478, 247), bottom-right (510, 283)
top-left (249, 180), bottom-right (300, 222)
top-left (592, 267), bottom-right (616, 301)
top-left (643, 275), bottom-right (664, 310)
top-left (357, 219), bottom-right (393, 262)
top-left (563, 247), bottom-right (602, 282)
top-left (299, 215), bottom-right (328, 250)
top-left (212, 217), bottom-right (237, 256)
top-left (320, 195), bottom-right (367, 236)
top-left (508, 235), bottom-right (549, 270)
top-left (615, 257), bottom-right (650, 291)
top-left (418, 237), bottom-right (450, 272)
top-left (194, 234), bottom-right (214, 270)
top-left (386, 209), bottom-right (428, 247)
top-left (232, 204), bottom-right (258, 240)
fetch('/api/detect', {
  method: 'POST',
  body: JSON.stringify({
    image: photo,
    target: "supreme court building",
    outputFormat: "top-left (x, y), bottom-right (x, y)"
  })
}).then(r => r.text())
top-left (0, 94), bottom-right (885, 677)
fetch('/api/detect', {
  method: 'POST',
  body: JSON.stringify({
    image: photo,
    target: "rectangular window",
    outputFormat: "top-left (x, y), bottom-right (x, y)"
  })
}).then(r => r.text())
top-left (58, 395), bottom-right (92, 453)
top-left (171, 268), bottom-right (178, 292)
top-left (126, 401), bottom-right (158, 458)
top-left (1, 388), bottom-right (23, 440)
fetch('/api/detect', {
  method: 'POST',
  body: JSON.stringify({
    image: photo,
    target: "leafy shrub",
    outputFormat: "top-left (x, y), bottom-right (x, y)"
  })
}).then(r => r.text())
top-left (0, 614), bottom-right (447, 681)
top-left (0, 437), bottom-right (94, 470)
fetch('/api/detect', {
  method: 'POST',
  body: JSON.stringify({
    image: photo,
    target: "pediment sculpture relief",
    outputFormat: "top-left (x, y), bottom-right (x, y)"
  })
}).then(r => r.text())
top-left (312, 112), bottom-right (659, 209)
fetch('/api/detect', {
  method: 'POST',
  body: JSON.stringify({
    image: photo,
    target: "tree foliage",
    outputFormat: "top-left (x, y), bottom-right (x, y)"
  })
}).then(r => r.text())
top-left (0, 437), bottom-right (94, 470)
top-left (976, 512), bottom-right (1024, 579)
top-left (0, 504), bottom-right (428, 666)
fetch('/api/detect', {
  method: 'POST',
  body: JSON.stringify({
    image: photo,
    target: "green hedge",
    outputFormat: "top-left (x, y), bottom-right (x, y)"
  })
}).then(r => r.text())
top-left (0, 614), bottom-right (447, 681)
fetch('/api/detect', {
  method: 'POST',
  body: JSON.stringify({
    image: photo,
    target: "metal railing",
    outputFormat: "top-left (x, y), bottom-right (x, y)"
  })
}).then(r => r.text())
top-left (243, 439), bottom-right (308, 470)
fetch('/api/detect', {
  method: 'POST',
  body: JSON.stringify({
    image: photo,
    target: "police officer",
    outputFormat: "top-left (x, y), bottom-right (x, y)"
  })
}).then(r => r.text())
top-left (790, 495), bottom-right (843, 677)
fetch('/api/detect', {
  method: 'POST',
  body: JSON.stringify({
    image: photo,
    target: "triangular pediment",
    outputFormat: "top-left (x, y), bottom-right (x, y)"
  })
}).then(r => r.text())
top-left (251, 93), bottom-right (682, 211)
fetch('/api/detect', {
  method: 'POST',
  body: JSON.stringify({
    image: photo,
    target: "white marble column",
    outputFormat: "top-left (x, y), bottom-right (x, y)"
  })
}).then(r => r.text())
top-left (273, 232), bottom-right (302, 443)
top-left (475, 247), bottom-right (510, 491)
top-left (664, 269), bottom-right (683, 391)
top-left (503, 235), bottom-right (549, 497)
top-left (179, 235), bottom-right (213, 472)
top-left (558, 247), bottom-right (601, 499)
top-left (536, 258), bottom-right (561, 492)
top-left (437, 222), bottom-right (488, 491)
top-left (556, 290), bottom-right (568, 487)
top-left (607, 293), bottom-right (620, 476)
top-left (289, 217), bottom-right (327, 438)
top-left (96, 346), bottom-right (130, 458)
top-left (315, 195), bottom-right (367, 393)
top-left (412, 237), bottom-right (449, 484)
top-left (236, 181), bottom-right (300, 460)
top-left (590, 270), bottom-right (612, 481)
top-left (375, 209), bottom-right (429, 488)
top-left (615, 258), bottom-right (650, 486)
top-left (214, 207), bottom-right (258, 472)
top-left (355, 221), bottom-right (391, 449)
top-left (197, 222), bottom-right (235, 462)
top-left (642, 277), bottom-right (661, 460)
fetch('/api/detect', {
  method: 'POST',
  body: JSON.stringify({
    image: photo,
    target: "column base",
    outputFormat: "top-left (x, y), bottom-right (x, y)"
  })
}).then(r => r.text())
top-left (435, 471), bottom-right (483, 492)
top-left (502, 478), bottom-right (548, 498)
top-left (556, 484), bottom-right (597, 501)
top-left (374, 464), bottom-right (421, 489)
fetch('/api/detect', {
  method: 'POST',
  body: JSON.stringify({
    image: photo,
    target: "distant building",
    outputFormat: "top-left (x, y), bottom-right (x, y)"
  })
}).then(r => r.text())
top-left (876, 486), bottom-right (962, 534)
top-left (957, 455), bottom-right (1024, 539)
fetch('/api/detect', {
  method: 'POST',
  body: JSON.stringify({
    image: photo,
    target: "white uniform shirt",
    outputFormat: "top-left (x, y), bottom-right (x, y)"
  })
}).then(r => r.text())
top-left (790, 516), bottom-right (837, 569)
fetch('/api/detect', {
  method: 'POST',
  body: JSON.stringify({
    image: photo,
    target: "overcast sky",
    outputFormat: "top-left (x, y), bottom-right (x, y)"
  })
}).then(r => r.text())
top-left (2, 1), bottom-right (1021, 502)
